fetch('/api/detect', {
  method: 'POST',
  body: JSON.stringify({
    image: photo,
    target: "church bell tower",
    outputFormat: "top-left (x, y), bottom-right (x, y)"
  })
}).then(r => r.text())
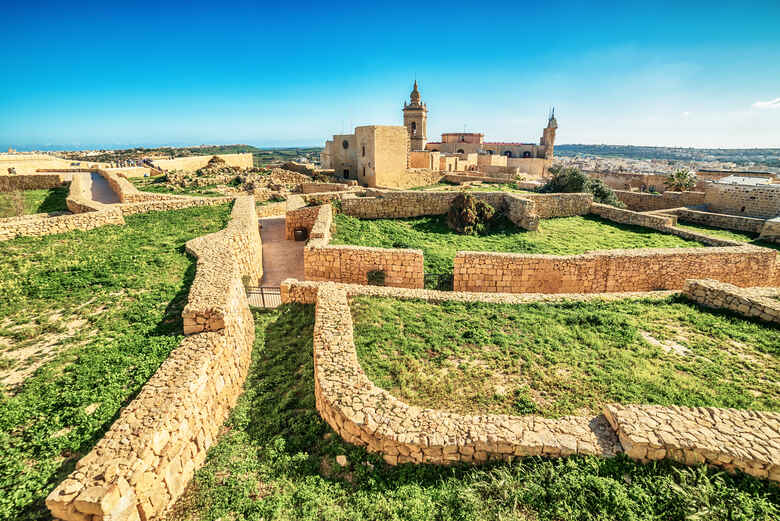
top-left (403, 81), bottom-right (428, 151)
top-left (541, 108), bottom-right (558, 159)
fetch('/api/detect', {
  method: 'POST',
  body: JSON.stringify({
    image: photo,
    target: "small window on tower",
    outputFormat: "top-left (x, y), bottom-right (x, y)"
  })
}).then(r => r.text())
top-left (411, 121), bottom-right (417, 135)
top-left (362, 145), bottom-right (365, 157)
top-left (342, 140), bottom-right (349, 150)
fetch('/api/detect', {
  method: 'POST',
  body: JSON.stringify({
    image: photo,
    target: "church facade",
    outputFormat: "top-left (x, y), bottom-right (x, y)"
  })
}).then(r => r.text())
top-left (320, 82), bottom-right (557, 186)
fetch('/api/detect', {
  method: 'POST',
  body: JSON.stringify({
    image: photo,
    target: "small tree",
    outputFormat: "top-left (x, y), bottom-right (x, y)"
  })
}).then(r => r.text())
top-left (665, 169), bottom-right (697, 192)
top-left (447, 193), bottom-right (495, 235)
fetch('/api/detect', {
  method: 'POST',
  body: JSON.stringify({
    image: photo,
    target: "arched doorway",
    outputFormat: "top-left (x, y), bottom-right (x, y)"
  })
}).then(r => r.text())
top-left (503, 150), bottom-right (512, 158)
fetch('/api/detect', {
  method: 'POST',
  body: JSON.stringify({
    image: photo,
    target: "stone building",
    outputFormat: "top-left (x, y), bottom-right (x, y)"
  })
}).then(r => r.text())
top-left (320, 82), bottom-right (558, 186)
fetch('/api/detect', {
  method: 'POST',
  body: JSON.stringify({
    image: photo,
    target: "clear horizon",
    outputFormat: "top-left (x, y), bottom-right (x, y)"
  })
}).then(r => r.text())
top-left (2, 1), bottom-right (779, 150)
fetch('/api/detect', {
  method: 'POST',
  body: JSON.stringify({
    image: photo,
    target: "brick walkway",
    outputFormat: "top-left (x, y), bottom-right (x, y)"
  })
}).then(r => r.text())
top-left (259, 217), bottom-right (304, 286)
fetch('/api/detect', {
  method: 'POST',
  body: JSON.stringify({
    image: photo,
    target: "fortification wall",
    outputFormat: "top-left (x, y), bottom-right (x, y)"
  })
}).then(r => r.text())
top-left (0, 208), bottom-right (124, 241)
top-left (453, 246), bottom-right (775, 294)
top-left (703, 182), bottom-right (780, 219)
top-left (46, 197), bottom-right (261, 521)
top-left (153, 153), bottom-right (253, 172)
top-left (676, 208), bottom-right (766, 234)
top-left (614, 190), bottom-right (705, 211)
top-left (588, 172), bottom-right (723, 193)
top-left (0, 173), bottom-right (66, 192)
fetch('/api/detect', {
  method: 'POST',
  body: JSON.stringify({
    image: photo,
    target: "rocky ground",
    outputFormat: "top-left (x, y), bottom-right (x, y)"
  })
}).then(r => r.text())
top-left (158, 156), bottom-right (328, 201)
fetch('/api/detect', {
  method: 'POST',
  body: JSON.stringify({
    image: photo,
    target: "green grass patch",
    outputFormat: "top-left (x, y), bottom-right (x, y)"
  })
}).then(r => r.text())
top-left (0, 204), bottom-right (231, 520)
top-left (331, 213), bottom-right (706, 273)
top-left (675, 222), bottom-right (780, 251)
top-left (0, 187), bottom-right (69, 218)
top-left (351, 296), bottom-right (780, 418)
top-left (170, 305), bottom-right (780, 521)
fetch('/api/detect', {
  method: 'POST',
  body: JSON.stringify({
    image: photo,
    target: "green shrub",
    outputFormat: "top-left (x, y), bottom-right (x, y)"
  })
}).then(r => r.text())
top-left (539, 166), bottom-right (624, 207)
top-left (447, 193), bottom-right (495, 235)
top-left (665, 169), bottom-right (697, 192)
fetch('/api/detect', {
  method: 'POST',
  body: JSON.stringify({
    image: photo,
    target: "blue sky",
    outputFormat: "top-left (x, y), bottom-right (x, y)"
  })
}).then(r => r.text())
top-left (1, 0), bottom-right (779, 150)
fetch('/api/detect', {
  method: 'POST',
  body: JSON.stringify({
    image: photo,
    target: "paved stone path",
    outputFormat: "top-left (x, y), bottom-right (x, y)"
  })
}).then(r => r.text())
top-left (259, 217), bottom-right (304, 286)
top-left (90, 172), bottom-right (120, 204)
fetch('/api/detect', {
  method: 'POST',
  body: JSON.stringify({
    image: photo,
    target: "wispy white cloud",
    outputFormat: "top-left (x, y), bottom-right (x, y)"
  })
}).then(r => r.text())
top-left (752, 98), bottom-right (780, 109)
top-left (681, 111), bottom-right (691, 119)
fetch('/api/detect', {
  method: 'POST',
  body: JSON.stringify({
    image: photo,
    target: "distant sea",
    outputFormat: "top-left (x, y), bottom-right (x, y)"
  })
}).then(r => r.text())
top-left (2, 143), bottom-right (321, 152)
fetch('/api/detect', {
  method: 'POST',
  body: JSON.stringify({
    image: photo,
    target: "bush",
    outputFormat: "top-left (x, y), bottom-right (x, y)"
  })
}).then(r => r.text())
top-left (447, 193), bottom-right (495, 235)
top-left (539, 166), bottom-right (624, 207)
top-left (665, 169), bottom-right (697, 191)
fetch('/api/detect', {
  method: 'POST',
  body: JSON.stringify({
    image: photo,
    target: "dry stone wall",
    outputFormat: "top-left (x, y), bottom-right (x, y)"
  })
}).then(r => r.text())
top-left (311, 283), bottom-right (621, 465)
top-left (614, 190), bottom-right (705, 211)
top-left (46, 196), bottom-right (261, 521)
top-left (0, 173), bottom-right (66, 192)
top-left (0, 173), bottom-right (125, 241)
top-left (683, 279), bottom-right (780, 324)
top-left (282, 279), bottom-right (780, 483)
top-left (604, 404), bottom-right (780, 482)
top-left (340, 189), bottom-right (591, 223)
top-left (591, 202), bottom-right (676, 229)
top-left (676, 208), bottom-right (766, 234)
top-left (299, 203), bottom-right (425, 288)
top-left (453, 246), bottom-right (776, 294)
top-left (286, 205), bottom-right (322, 240)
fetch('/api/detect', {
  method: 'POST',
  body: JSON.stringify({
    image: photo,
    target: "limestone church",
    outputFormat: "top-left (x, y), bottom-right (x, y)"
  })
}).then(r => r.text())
top-left (320, 82), bottom-right (557, 187)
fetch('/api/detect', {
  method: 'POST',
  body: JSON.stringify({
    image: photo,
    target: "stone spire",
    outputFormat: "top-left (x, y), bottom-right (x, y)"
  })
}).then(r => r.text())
top-left (547, 107), bottom-right (558, 129)
top-left (410, 80), bottom-right (421, 106)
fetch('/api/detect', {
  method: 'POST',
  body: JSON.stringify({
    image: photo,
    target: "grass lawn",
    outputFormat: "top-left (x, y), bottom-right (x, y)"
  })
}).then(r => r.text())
top-left (0, 204), bottom-right (231, 520)
top-left (331, 213), bottom-right (706, 273)
top-left (169, 305), bottom-right (780, 521)
top-left (675, 222), bottom-right (780, 251)
top-left (351, 296), bottom-right (780, 418)
top-left (0, 187), bottom-right (69, 218)
top-left (130, 176), bottom-right (227, 197)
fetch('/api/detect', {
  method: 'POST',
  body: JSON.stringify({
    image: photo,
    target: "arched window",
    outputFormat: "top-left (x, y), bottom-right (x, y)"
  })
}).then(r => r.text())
top-left (456, 149), bottom-right (465, 154)
top-left (342, 140), bottom-right (349, 150)
top-left (410, 122), bottom-right (417, 136)
top-left (487, 150), bottom-right (493, 155)
top-left (522, 151), bottom-right (531, 158)
top-left (362, 166), bottom-right (366, 177)
top-left (503, 150), bottom-right (512, 158)
top-left (362, 145), bottom-right (365, 157)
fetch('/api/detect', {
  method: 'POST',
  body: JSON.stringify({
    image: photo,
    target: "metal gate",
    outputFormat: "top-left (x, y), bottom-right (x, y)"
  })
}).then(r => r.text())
top-left (246, 287), bottom-right (281, 308)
